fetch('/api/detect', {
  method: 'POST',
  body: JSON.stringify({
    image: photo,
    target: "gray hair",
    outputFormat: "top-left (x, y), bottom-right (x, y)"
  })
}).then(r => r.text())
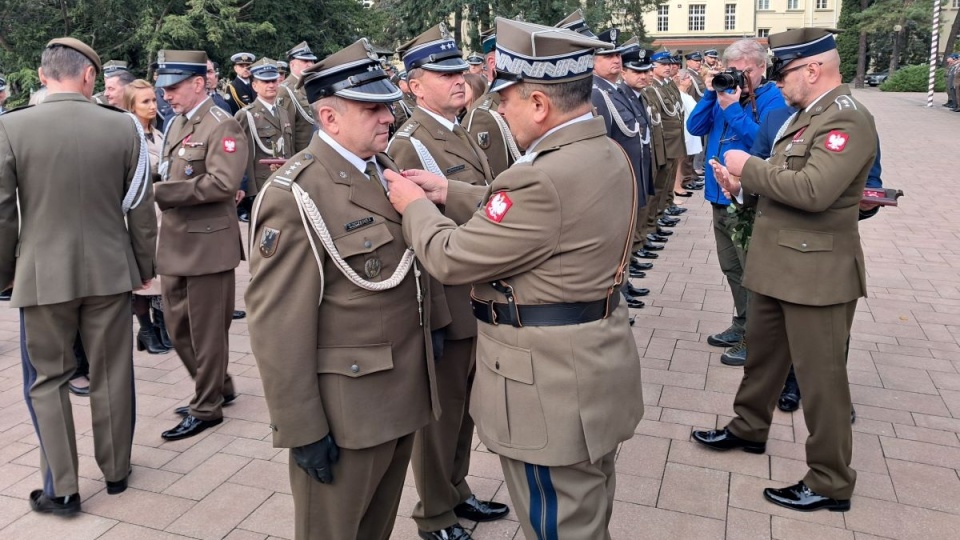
top-left (722, 39), bottom-right (768, 68)
top-left (107, 70), bottom-right (136, 85)
top-left (312, 96), bottom-right (347, 132)
top-left (41, 45), bottom-right (94, 81)
top-left (517, 77), bottom-right (593, 114)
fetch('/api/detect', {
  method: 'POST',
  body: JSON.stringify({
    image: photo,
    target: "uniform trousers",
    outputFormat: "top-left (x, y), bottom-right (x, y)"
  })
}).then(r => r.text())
top-left (631, 199), bottom-right (652, 253)
top-left (162, 271), bottom-right (235, 421)
top-left (500, 449), bottom-right (617, 540)
top-left (712, 204), bottom-right (749, 333)
top-left (289, 433), bottom-right (415, 540)
top-left (21, 292), bottom-right (134, 497)
top-left (727, 292), bottom-right (858, 499)
top-left (412, 337), bottom-right (476, 531)
top-left (644, 158), bottom-right (678, 235)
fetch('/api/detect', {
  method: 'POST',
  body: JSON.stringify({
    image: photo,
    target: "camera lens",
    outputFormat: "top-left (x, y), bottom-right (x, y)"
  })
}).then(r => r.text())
top-left (713, 73), bottom-right (735, 92)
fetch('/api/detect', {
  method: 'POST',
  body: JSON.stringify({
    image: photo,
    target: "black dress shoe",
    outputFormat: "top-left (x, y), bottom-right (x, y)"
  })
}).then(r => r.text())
top-left (453, 495), bottom-right (510, 522)
top-left (629, 269), bottom-right (646, 279)
top-left (29, 490), bottom-right (80, 515)
top-left (232, 310), bottom-right (246, 320)
top-left (778, 383), bottom-right (801, 412)
top-left (660, 215), bottom-right (681, 224)
top-left (665, 206), bottom-right (687, 216)
top-left (238, 212), bottom-right (250, 223)
top-left (763, 482), bottom-right (850, 512)
top-left (625, 296), bottom-right (645, 309)
top-left (161, 415), bottom-right (223, 441)
top-left (674, 190), bottom-right (694, 198)
top-left (656, 227), bottom-right (673, 236)
top-left (647, 233), bottom-right (668, 243)
top-left (657, 218), bottom-right (677, 228)
top-left (634, 249), bottom-right (658, 259)
top-left (175, 394), bottom-right (236, 416)
top-left (631, 260), bottom-right (654, 270)
top-left (643, 242), bottom-right (664, 251)
top-left (691, 428), bottom-right (766, 453)
top-left (0, 288), bottom-right (11, 301)
top-left (419, 524), bottom-right (472, 540)
top-left (626, 284), bottom-right (649, 297)
top-left (106, 476), bottom-right (128, 495)
top-left (707, 327), bottom-right (743, 348)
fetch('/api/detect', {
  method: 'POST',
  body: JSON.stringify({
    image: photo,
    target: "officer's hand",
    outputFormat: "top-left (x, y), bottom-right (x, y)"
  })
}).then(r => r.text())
top-left (400, 169), bottom-right (449, 205)
top-left (292, 434), bottom-right (340, 484)
top-left (717, 85), bottom-right (741, 109)
top-left (384, 169), bottom-right (428, 214)
top-left (722, 150), bottom-right (750, 177)
top-left (235, 190), bottom-right (246, 204)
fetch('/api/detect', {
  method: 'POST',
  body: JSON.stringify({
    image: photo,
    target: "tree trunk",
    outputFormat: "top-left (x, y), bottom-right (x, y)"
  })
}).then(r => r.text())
top-left (454, 7), bottom-right (463, 49)
top-left (943, 5), bottom-right (960, 65)
top-left (889, 29), bottom-right (900, 74)
top-left (855, 0), bottom-right (869, 87)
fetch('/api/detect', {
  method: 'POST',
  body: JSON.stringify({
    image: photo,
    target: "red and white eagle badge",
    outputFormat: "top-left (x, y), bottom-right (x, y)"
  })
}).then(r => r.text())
top-left (223, 138), bottom-right (237, 153)
top-left (485, 192), bottom-right (513, 223)
top-left (824, 131), bottom-right (849, 152)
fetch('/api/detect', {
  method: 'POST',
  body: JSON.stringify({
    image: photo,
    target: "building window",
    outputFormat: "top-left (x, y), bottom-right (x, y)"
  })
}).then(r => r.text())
top-left (954, 0), bottom-right (960, 8)
top-left (816, 0), bottom-right (828, 8)
top-left (657, 4), bottom-right (669, 32)
top-left (725, 4), bottom-right (736, 30)
top-left (788, 0), bottom-right (800, 9)
top-left (757, 28), bottom-right (770, 38)
top-left (689, 4), bottom-right (706, 31)
top-left (757, 0), bottom-right (770, 10)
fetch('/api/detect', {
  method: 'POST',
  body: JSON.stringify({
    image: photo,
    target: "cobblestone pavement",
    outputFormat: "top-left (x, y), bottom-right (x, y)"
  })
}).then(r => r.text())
top-left (0, 88), bottom-right (956, 540)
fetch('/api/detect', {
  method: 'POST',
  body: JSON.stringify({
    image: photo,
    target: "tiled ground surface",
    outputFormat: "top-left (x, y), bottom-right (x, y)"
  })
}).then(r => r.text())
top-left (0, 88), bottom-right (956, 539)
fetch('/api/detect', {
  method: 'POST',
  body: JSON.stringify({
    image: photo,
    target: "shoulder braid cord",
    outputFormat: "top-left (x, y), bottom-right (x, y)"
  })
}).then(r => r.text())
top-left (156, 113), bottom-right (179, 182)
top-left (122, 112), bottom-right (151, 213)
top-left (651, 84), bottom-right (680, 117)
top-left (248, 181), bottom-right (423, 322)
top-left (599, 89), bottom-right (651, 144)
top-left (410, 137), bottom-right (446, 178)
top-left (646, 104), bottom-right (662, 127)
top-left (243, 109), bottom-right (284, 157)
top-left (283, 86), bottom-right (315, 125)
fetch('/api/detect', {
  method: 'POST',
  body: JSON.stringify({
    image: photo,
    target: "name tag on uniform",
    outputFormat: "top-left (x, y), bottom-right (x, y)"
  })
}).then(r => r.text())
top-left (445, 164), bottom-right (466, 175)
top-left (345, 217), bottom-right (374, 232)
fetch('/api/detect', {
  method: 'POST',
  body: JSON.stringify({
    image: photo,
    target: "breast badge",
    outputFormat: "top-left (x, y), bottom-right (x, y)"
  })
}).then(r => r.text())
top-left (259, 227), bottom-right (281, 258)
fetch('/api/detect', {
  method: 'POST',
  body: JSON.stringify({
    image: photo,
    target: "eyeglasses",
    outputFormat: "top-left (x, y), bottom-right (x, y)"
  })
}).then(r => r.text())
top-left (773, 61), bottom-right (823, 82)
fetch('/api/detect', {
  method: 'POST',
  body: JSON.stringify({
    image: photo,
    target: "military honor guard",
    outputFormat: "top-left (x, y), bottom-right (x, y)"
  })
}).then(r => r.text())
top-left (693, 28), bottom-right (878, 513)
top-left (236, 58), bottom-right (293, 201)
top-left (246, 38), bottom-right (439, 540)
top-left (154, 50), bottom-right (247, 441)
top-left (226, 51), bottom-right (257, 114)
top-left (0, 37), bottom-right (157, 514)
top-left (386, 17), bottom-right (644, 539)
top-left (704, 48), bottom-right (720, 69)
top-left (280, 41), bottom-right (319, 152)
top-left (93, 59), bottom-right (132, 106)
top-left (463, 29), bottom-right (521, 177)
top-left (682, 51), bottom-right (706, 101)
top-left (0, 75), bottom-right (7, 114)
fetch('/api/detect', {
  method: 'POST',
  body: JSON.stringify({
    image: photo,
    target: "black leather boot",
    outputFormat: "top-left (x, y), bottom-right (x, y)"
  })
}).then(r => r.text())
top-left (136, 313), bottom-right (169, 354)
top-left (152, 305), bottom-right (173, 349)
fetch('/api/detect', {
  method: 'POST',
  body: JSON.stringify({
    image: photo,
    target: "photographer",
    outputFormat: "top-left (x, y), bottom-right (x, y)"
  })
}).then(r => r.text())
top-left (686, 39), bottom-right (786, 366)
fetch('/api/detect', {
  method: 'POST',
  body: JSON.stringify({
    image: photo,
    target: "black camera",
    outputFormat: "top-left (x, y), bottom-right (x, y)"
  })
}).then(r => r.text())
top-left (713, 68), bottom-right (746, 92)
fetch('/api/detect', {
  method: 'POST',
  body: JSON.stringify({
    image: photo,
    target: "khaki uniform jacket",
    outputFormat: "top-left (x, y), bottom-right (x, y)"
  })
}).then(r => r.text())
top-left (388, 107), bottom-right (494, 340)
top-left (246, 136), bottom-right (439, 450)
top-left (642, 79), bottom-right (686, 162)
top-left (392, 94), bottom-right (416, 136)
top-left (0, 93), bottom-right (157, 307)
top-left (685, 69), bottom-right (705, 102)
top-left (464, 92), bottom-right (520, 177)
top-left (279, 75), bottom-right (316, 152)
top-left (156, 98), bottom-right (247, 276)
top-left (740, 85), bottom-right (875, 306)
top-left (402, 116), bottom-right (644, 466)
top-left (636, 87), bottom-right (667, 169)
top-left (235, 99), bottom-right (294, 197)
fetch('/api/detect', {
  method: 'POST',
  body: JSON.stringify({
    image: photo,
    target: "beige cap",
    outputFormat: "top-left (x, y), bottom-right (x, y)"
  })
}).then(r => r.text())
top-left (46, 37), bottom-right (102, 73)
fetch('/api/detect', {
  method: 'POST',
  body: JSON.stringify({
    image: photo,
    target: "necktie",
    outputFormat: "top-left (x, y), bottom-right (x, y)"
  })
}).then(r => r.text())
top-left (452, 124), bottom-right (471, 144)
top-left (365, 161), bottom-right (386, 196)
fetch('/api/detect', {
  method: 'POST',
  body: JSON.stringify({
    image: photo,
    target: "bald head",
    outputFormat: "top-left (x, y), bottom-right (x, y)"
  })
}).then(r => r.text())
top-left (776, 49), bottom-right (843, 109)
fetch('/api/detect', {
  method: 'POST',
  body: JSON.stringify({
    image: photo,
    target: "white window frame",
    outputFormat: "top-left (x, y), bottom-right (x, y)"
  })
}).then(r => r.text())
top-left (689, 4), bottom-right (706, 32)
top-left (725, 4), bottom-right (736, 31)
top-left (657, 4), bottom-right (669, 32)
top-left (758, 0), bottom-right (770, 10)
top-left (788, 0), bottom-right (800, 10)
top-left (757, 28), bottom-right (770, 38)
top-left (816, 0), bottom-right (828, 9)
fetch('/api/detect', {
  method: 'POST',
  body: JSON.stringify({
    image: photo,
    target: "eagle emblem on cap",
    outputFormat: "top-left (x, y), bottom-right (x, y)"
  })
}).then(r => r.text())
top-left (638, 49), bottom-right (646, 59)
top-left (439, 23), bottom-right (452, 39)
top-left (610, 29), bottom-right (619, 41)
top-left (361, 38), bottom-right (379, 61)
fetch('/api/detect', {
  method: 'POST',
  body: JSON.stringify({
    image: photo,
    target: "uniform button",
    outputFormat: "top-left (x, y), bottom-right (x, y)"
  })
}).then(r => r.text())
top-left (363, 240), bottom-right (372, 249)
top-left (351, 364), bottom-right (360, 373)
top-left (206, 226), bottom-right (211, 231)
top-left (801, 243), bottom-right (808, 248)
top-left (495, 361), bottom-right (500, 370)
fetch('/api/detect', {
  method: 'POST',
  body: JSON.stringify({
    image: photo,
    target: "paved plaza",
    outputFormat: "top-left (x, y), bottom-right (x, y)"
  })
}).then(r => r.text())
top-left (0, 88), bottom-right (957, 539)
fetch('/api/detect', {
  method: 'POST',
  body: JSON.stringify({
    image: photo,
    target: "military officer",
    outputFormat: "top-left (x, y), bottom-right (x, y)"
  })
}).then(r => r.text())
top-left (704, 48), bottom-right (720, 70)
top-left (392, 71), bottom-right (417, 135)
top-left (236, 58), bottom-right (293, 201)
top-left (280, 41), bottom-right (319, 152)
top-left (387, 23), bottom-right (507, 540)
top-left (0, 37), bottom-right (156, 514)
top-left (466, 54), bottom-right (484, 75)
top-left (386, 17), bottom-right (644, 539)
top-left (277, 61), bottom-right (289, 82)
top-left (226, 51), bottom-right (257, 114)
top-left (92, 59), bottom-right (126, 104)
top-left (463, 30), bottom-right (520, 177)
top-left (683, 51), bottom-right (706, 101)
top-left (692, 28), bottom-right (877, 513)
top-left (154, 50), bottom-right (247, 441)
top-left (246, 38), bottom-right (439, 540)
top-left (641, 51), bottom-right (685, 242)
top-left (205, 60), bottom-right (232, 112)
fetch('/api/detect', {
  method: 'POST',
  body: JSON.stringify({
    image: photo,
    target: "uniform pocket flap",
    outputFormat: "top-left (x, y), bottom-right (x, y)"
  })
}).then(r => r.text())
top-left (317, 344), bottom-right (393, 378)
top-left (784, 143), bottom-right (808, 157)
top-left (333, 222), bottom-right (394, 259)
top-left (186, 215), bottom-right (231, 234)
top-left (778, 229), bottom-right (833, 253)
top-left (478, 338), bottom-right (534, 385)
top-left (180, 148), bottom-right (207, 162)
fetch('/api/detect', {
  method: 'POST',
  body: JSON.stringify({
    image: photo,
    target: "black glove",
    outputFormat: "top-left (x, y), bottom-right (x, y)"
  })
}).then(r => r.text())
top-left (431, 328), bottom-right (447, 362)
top-left (292, 434), bottom-right (340, 484)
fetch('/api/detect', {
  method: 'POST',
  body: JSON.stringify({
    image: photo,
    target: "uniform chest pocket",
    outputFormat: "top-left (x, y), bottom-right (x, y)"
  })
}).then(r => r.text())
top-left (257, 124), bottom-right (278, 139)
top-left (781, 143), bottom-right (808, 170)
top-left (778, 229), bottom-right (833, 253)
top-left (179, 147), bottom-right (207, 162)
top-left (332, 222), bottom-right (396, 283)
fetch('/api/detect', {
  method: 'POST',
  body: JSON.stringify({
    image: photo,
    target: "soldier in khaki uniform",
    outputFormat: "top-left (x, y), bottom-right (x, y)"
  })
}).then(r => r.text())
top-left (155, 50), bottom-right (248, 441)
top-left (280, 42), bottom-right (319, 152)
top-left (387, 18), bottom-right (644, 539)
top-left (246, 39), bottom-right (439, 540)
top-left (464, 30), bottom-right (520, 177)
top-left (0, 37), bottom-right (156, 514)
top-left (679, 51), bottom-right (706, 185)
top-left (693, 28), bottom-right (877, 513)
top-left (236, 58), bottom-right (293, 199)
top-left (387, 23), bottom-right (507, 540)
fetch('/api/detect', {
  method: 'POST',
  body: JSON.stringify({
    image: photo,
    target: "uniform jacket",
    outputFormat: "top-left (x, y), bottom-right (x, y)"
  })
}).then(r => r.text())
top-left (627, 86), bottom-right (667, 170)
top-left (591, 76), bottom-right (653, 205)
top-left (235, 99), bottom-right (294, 197)
top-left (642, 77), bottom-right (686, 161)
top-left (391, 94), bottom-right (416, 137)
top-left (464, 91), bottom-right (519, 177)
top-left (0, 93), bottom-right (157, 307)
top-left (684, 68), bottom-right (706, 102)
top-left (402, 116), bottom-right (644, 466)
top-left (226, 77), bottom-right (256, 114)
top-left (388, 106), bottom-right (494, 340)
top-left (246, 135), bottom-right (439, 450)
top-left (279, 75), bottom-right (316, 152)
top-left (740, 85), bottom-right (875, 306)
top-left (156, 98), bottom-right (247, 276)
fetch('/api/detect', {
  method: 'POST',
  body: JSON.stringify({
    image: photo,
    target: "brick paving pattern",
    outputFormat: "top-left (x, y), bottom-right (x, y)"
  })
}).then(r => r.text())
top-left (0, 89), bottom-right (956, 539)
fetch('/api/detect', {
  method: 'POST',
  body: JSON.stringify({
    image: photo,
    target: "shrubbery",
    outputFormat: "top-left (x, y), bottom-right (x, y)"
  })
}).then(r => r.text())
top-left (880, 65), bottom-right (946, 92)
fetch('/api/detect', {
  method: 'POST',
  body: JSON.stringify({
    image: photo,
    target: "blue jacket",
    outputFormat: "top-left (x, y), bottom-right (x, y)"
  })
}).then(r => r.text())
top-left (686, 81), bottom-right (786, 205)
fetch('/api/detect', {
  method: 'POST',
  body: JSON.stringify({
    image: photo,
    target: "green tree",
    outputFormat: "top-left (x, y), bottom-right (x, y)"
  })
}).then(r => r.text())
top-left (836, 0), bottom-right (866, 83)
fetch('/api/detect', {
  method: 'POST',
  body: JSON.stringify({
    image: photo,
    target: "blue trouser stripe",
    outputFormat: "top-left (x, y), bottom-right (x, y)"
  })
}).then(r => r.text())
top-left (524, 463), bottom-right (559, 540)
top-left (538, 465), bottom-right (559, 540)
top-left (19, 309), bottom-right (54, 496)
top-left (525, 463), bottom-right (544, 540)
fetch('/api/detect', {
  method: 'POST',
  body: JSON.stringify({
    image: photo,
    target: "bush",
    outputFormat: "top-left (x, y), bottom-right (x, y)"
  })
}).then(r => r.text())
top-left (880, 65), bottom-right (946, 92)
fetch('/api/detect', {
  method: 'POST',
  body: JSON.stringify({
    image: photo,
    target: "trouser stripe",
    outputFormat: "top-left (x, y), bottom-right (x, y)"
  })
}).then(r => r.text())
top-left (524, 463), bottom-right (559, 540)
top-left (19, 309), bottom-right (54, 496)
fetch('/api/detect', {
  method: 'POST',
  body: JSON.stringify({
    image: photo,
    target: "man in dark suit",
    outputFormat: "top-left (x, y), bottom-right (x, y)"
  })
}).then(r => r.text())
top-left (225, 52), bottom-right (256, 114)
top-left (0, 37), bottom-right (157, 514)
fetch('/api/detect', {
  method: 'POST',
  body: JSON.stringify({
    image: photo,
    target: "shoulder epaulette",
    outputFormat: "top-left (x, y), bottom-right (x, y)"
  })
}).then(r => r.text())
top-left (269, 153), bottom-right (315, 191)
top-left (394, 120), bottom-right (420, 139)
top-left (0, 104), bottom-right (34, 115)
top-left (834, 95), bottom-right (858, 111)
top-left (209, 106), bottom-right (229, 122)
top-left (478, 95), bottom-right (495, 111)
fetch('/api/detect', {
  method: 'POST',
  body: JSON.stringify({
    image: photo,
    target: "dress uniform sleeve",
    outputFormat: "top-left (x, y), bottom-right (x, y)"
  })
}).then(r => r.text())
top-left (0, 122), bottom-right (18, 288)
top-left (246, 185), bottom-right (331, 448)
top-left (443, 181), bottom-right (488, 224)
top-left (234, 110), bottom-right (257, 198)
top-left (386, 137), bottom-right (420, 172)
top-left (591, 90), bottom-right (614, 134)
top-left (154, 119), bottom-right (248, 209)
top-left (740, 110), bottom-right (877, 213)
top-left (402, 166), bottom-right (560, 287)
top-left (124, 127), bottom-right (158, 282)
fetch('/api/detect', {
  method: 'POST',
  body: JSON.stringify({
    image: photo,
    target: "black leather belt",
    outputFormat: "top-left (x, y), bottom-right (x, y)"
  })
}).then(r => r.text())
top-left (471, 294), bottom-right (619, 327)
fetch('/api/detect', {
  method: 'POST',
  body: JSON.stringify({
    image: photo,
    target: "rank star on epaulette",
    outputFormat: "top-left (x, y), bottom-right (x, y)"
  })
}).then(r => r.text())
top-left (283, 161), bottom-right (303, 176)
